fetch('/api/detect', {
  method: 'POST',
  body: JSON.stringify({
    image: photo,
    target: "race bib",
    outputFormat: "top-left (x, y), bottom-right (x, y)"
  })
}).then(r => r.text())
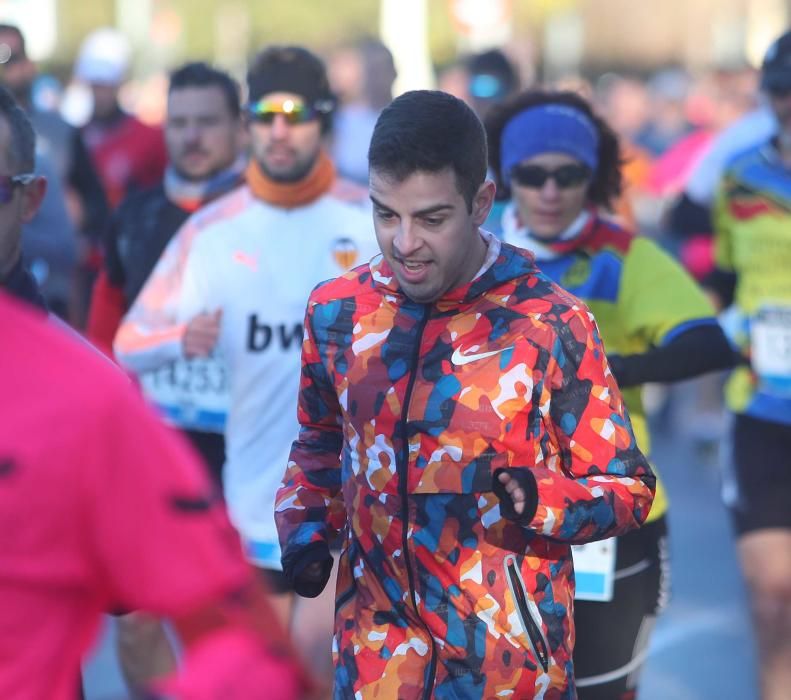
top-left (751, 306), bottom-right (791, 397)
top-left (139, 356), bottom-right (229, 432)
top-left (572, 538), bottom-right (617, 602)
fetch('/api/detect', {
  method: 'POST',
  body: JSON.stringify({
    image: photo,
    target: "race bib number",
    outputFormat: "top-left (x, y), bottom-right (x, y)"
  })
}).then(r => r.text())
top-left (140, 356), bottom-right (229, 432)
top-left (572, 538), bottom-right (617, 602)
top-left (751, 306), bottom-right (791, 397)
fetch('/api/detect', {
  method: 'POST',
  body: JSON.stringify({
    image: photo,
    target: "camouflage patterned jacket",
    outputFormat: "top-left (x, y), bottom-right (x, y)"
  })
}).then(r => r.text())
top-left (276, 240), bottom-right (655, 699)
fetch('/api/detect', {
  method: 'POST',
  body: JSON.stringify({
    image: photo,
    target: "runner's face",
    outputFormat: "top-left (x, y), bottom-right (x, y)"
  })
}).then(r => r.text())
top-left (166, 85), bottom-right (242, 181)
top-left (370, 167), bottom-right (494, 303)
top-left (248, 91), bottom-right (322, 183)
top-left (510, 153), bottom-right (590, 241)
top-left (89, 83), bottom-right (120, 120)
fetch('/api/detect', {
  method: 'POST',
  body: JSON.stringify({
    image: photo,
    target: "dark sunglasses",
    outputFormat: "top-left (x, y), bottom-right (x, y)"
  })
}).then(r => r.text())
top-left (510, 163), bottom-right (592, 189)
top-left (0, 173), bottom-right (35, 204)
top-left (246, 97), bottom-right (333, 125)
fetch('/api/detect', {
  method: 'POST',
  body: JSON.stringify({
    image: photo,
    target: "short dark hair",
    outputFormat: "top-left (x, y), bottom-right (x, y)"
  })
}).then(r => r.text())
top-left (486, 89), bottom-right (623, 209)
top-left (0, 24), bottom-right (25, 55)
top-left (368, 90), bottom-right (487, 211)
top-left (168, 62), bottom-right (240, 118)
top-left (0, 86), bottom-right (35, 172)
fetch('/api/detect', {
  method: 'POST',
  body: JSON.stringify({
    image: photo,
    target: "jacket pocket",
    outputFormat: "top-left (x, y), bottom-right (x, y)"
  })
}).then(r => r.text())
top-left (504, 554), bottom-right (550, 673)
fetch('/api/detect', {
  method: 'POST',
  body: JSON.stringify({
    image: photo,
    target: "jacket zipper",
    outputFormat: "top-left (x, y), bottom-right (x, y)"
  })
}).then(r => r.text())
top-left (335, 537), bottom-right (358, 614)
top-left (334, 558), bottom-right (356, 614)
top-left (504, 554), bottom-right (550, 673)
top-left (398, 306), bottom-right (438, 698)
top-left (334, 585), bottom-right (355, 614)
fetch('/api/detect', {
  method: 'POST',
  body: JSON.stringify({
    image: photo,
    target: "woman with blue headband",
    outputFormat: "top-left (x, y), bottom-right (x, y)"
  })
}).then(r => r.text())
top-left (487, 90), bottom-right (735, 700)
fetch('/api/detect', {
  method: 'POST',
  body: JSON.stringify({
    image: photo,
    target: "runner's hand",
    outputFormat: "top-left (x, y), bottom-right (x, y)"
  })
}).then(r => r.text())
top-left (497, 470), bottom-right (527, 515)
top-left (183, 309), bottom-right (222, 358)
top-left (301, 561), bottom-right (326, 579)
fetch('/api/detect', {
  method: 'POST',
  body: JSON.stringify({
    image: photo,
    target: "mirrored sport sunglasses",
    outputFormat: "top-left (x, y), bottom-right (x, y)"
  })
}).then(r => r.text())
top-left (0, 173), bottom-right (35, 204)
top-left (246, 97), bottom-right (334, 125)
top-left (510, 163), bottom-right (592, 189)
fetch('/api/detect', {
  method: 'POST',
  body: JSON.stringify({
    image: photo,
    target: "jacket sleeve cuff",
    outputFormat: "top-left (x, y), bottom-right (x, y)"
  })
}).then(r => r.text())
top-left (492, 467), bottom-right (539, 526)
top-left (284, 541), bottom-right (333, 599)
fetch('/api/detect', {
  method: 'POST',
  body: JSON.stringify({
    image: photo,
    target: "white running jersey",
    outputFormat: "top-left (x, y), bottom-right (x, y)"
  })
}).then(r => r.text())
top-left (116, 184), bottom-right (378, 568)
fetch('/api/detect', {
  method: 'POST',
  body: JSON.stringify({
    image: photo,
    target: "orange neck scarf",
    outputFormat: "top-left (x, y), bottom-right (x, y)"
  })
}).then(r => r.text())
top-left (245, 149), bottom-right (336, 208)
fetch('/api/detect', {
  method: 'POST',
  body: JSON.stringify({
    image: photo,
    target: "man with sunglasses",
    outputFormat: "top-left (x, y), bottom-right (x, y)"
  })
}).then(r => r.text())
top-left (0, 85), bottom-right (47, 310)
top-left (115, 45), bottom-right (377, 693)
top-left (707, 29), bottom-right (791, 700)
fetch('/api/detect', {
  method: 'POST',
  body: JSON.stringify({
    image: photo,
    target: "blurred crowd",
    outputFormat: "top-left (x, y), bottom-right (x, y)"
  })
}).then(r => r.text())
top-left (12, 28), bottom-right (765, 453)
top-left (9, 28), bottom-right (769, 336)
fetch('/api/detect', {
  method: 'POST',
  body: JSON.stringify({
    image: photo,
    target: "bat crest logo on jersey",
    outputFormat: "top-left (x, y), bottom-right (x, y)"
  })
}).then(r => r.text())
top-left (332, 237), bottom-right (359, 270)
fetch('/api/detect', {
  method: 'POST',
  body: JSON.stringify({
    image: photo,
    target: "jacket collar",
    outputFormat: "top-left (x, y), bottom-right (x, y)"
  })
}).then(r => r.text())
top-left (369, 232), bottom-right (540, 308)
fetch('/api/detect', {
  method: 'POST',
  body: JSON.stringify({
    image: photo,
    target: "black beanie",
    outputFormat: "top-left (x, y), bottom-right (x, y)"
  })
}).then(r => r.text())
top-left (247, 46), bottom-right (334, 107)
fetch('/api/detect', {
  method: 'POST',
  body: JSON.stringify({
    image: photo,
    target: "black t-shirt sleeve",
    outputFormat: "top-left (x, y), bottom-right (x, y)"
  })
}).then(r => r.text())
top-left (608, 323), bottom-right (737, 388)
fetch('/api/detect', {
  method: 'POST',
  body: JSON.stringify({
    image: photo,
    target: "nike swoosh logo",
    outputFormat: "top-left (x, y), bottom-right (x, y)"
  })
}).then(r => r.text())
top-left (451, 345), bottom-right (514, 366)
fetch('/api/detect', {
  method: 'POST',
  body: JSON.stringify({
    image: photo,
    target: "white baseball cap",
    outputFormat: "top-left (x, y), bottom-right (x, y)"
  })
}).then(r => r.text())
top-left (74, 28), bottom-right (131, 85)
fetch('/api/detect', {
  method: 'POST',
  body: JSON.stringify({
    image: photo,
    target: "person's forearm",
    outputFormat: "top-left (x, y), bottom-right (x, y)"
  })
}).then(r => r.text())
top-left (114, 320), bottom-right (187, 373)
top-left (608, 322), bottom-right (736, 388)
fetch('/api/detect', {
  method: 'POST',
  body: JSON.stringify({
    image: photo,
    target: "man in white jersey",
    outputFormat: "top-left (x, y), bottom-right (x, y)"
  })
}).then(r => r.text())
top-left (114, 46), bottom-right (377, 693)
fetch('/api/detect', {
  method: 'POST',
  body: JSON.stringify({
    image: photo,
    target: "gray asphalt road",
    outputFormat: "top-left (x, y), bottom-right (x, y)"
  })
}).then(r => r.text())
top-left (639, 414), bottom-right (758, 700)
top-left (83, 409), bottom-right (759, 700)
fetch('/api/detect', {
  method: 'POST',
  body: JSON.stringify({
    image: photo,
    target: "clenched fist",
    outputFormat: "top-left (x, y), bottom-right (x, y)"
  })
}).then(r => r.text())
top-left (183, 309), bottom-right (222, 358)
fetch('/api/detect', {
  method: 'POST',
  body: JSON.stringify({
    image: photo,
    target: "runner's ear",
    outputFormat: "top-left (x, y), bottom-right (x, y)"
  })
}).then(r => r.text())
top-left (472, 179), bottom-right (496, 226)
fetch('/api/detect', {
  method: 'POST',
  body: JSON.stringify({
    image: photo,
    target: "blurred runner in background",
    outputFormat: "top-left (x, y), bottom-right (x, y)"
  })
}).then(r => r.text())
top-left (708, 29), bottom-right (791, 700)
top-left (115, 45), bottom-right (378, 697)
top-left (0, 23), bottom-right (108, 322)
top-left (73, 28), bottom-right (168, 328)
top-left (487, 88), bottom-right (734, 700)
top-left (329, 37), bottom-right (396, 186)
top-left (85, 60), bottom-right (247, 699)
top-left (76, 28), bottom-right (167, 209)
